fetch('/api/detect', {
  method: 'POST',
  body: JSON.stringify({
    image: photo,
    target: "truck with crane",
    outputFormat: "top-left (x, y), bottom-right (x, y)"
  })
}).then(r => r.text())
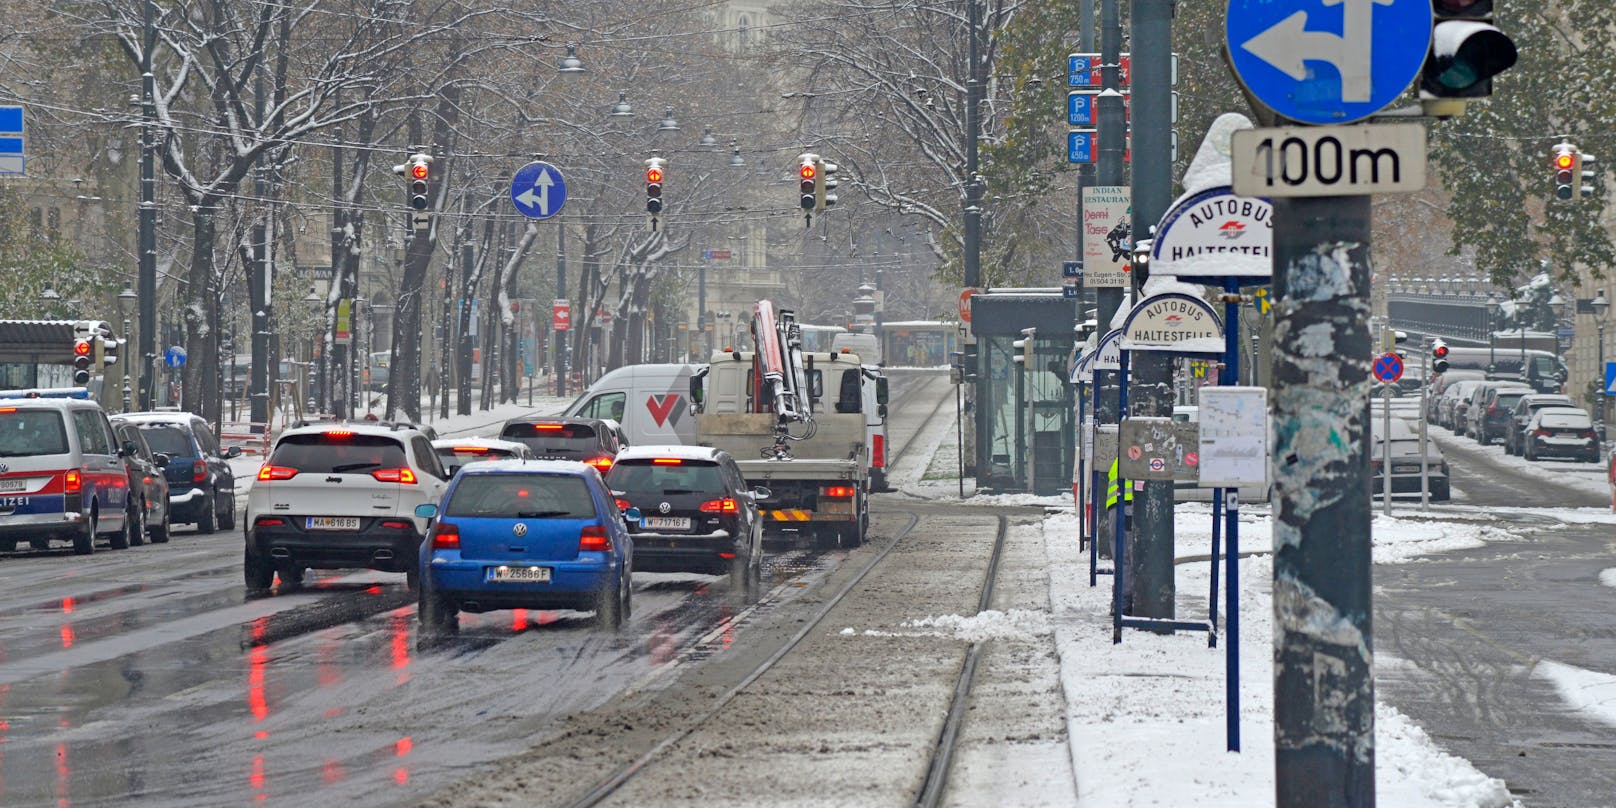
top-left (688, 301), bottom-right (874, 548)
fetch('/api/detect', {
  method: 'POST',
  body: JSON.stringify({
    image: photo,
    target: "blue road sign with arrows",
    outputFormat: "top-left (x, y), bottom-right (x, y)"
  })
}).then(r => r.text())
top-left (510, 161), bottom-right (567, 220)
top-left (1226, 0), bottom-right (1432, 125)
top-left (0, 106), bottom-right (23, 175)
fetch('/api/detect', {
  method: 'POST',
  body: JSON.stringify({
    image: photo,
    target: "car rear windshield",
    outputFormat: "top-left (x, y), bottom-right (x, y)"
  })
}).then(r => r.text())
top-left (607, 459), bottom-right (724, 496)
top-left (270, 433), bottom-right (408, 473)
top-left (0, 410), bottom-right (69, 456)
top-left (1541, 413), bottom-right (1591, 429)
top-left (445, 474), bottom-right (596, 519)
top-left (437, 447), bottom-right (518, 461)
top-left (502, 422), bottom-right (595, 440)
top-left (138, 424), bottom-right (194, 456)
top-left (1494, 392), bottom-right (1528, 409)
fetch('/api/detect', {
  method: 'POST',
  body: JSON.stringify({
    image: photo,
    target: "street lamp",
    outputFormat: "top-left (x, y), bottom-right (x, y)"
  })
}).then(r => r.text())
top-left (1592, 291), bottom-right (1609, 436)
top-left (118, 281), bottom-right (137, 412)
top-left (1485, 292), bottom-right (1500, 376)
top-left (557, 44), bottom-right (586, 74)
top-left (609, 91), bottom-right (634, 117)
top-left (303, 286), bottom-right (322, 415)
top-left (728, 139), bottom-right (745, 168)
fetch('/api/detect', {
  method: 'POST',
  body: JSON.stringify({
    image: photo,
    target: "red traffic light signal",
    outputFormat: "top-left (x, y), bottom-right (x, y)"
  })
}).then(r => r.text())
top-left (646, 166), bottom-right (663, 184)
top-left (410, 162), bottom-right (429, 181)
top-left (73, 339), bottom-right (92, 357)
top-left (72, 338), bottom-right (92, 384)
top-left (1432, 344), bottom-right (1448, 359)
top-left (799, 163), bottom-right (815, 181)
top-left (645, 158), bottom-right (666, 215)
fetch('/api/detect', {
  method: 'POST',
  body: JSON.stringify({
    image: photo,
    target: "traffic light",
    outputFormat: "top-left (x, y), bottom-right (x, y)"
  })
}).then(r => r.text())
top-left (1552, 142), bottom-right (1580, 202)
top-left (816, 159), bottom-right (838, 211)
top-left (1421, 0), bottom-right (1518, 112)
top-left (402, 153), bottom-right (432, 211)
top-left (796, 154), bottom-right (818, 212)
top-left (72, 338), bottom-right (92, 385)
top-left (645, 158), bottom-right (666, 215)
top-left (1431, 339), bottom-right (1449, 375)
top-left (100, 336), bottom-right (120, 367)
top-left (1582, 153), bottom-right (1600, 199)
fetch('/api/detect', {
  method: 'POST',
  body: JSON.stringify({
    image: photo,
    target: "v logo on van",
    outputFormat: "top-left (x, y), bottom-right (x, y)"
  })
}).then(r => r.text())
top-left (646, 394), bottom-right (682, 428)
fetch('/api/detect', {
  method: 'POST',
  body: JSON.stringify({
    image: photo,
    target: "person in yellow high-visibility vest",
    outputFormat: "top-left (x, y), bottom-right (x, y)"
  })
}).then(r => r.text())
top-left (1102, 458), bottom-right (1133, 559)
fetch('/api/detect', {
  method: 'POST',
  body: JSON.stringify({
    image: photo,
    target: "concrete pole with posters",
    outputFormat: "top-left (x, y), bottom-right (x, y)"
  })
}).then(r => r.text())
top-left (1272, 194), bottom-right (1375, 806)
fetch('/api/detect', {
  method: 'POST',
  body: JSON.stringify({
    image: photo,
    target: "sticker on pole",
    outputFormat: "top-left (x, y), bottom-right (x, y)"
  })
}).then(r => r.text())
top-left (1373, 352), bottom-right (1403, 384)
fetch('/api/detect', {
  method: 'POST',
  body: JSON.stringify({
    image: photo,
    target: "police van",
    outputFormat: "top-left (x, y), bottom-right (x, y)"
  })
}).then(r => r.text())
top-left (0, 390), bottom-right (133, 554)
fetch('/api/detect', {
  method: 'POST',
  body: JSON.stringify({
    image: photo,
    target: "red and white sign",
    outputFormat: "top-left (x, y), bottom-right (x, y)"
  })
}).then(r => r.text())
top-left (553, 299), bottom-right (571, 331)
top-left (958, 288), bottom-right (978, 323)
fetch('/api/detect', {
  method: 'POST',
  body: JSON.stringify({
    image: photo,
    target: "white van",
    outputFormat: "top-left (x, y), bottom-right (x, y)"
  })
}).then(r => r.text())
top-left (563, 364), bottom-right (699, 447)
top-left (831, 332), bottom-right (881, 366)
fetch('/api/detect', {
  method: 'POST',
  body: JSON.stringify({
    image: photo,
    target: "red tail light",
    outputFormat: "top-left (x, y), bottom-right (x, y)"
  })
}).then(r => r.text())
top-left (1533, 429), bottom-right (1551, 438)
top-left (1581, 431), bottom-right (1598, 440)
top-left (429, 522), bottom-right (460, 550)
top-left (615, 498), bottom-right (632, 511)
top-left (325, 430), bottom-right (354, 438)
top-left (380, 520), bottom-right (413, 530)
top-left (254, 516), bottom-right (285, 527)
top-left (192, 460), bottom-right (207, 483)
top-left (872, 434), bottom-right (885, 469)
top-left (371, 468), bottom-right (418, 484)
top-left (257, 465), bottom-right (298, 481)
top-left (579, 524), bottom-right (612, 552)
top-left (452, 446), bottom-right (490, 454)
top-left (64, 469), bottom-right (81, 494)
top-left (718, 552), bottom-right (736, 560)
top-left (652, 458), bottom-right (683, 465)
top-left (699, 498), bottom-right (738, 513)
top-left (585, 456), bottom-right (614, 473)
top-left (820, 485), bottom-right (856, 499)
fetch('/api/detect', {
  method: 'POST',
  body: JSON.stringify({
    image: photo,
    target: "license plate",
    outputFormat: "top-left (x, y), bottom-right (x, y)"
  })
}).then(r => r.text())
top-left (0, 479), bottom-right (25, 493)
top-left (306, 516), bottom-right (361, 530)
top-left (1392, 465), bottom-right (1420, 473)
top-left (642, 516), bottom-right (691, 530)
top-left (486, 565), bottom-right (552, 583)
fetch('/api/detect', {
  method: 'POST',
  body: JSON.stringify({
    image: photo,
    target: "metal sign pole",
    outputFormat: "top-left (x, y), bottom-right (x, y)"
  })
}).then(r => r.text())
top-left (1383, 372), bottom-right (1393, 517)
top-left (1420, 344), bottom-right (1430, 509)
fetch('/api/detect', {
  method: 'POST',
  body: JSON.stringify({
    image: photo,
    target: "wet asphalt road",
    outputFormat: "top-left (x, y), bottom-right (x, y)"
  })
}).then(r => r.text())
top-left (0, 371), bottom-right (949, 807)
top-left (1376, 425), bottom-right (1616, 807)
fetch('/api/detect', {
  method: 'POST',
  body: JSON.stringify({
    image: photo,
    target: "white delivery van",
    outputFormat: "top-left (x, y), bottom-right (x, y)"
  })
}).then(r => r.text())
top-left (831, 332), bottom-right (881, 366)
top-left (563, 364), bottom-right (699, 447)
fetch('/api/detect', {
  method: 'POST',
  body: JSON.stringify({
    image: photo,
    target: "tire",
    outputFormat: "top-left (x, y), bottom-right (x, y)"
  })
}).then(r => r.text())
top-left (110, 505), bottom-right (134, 550)
top-left (197, 492), bottom-right (218, 534)
top-left (596, 572), bottom-right (626, 630)
top-left (1432, 481), bottom-right (1451, 502)
top-left (0, 539), bottom-right (14, 552)
top-left (149, 508), bottom-right (171, 544)
top-left (244, 546), bottom-right (275, 592)
top-left (277, 564), bottom-right (306, 589)
top-left (73, 513), bottom-right (95, 555)
top-left (218, 494), bottom-right (236, 531)
top-left (418, 581), bottom-right (459, 635)
top-left (128, 500), bottom-right (146, 547)
top-left (405, 565), bottom-right (420, 593)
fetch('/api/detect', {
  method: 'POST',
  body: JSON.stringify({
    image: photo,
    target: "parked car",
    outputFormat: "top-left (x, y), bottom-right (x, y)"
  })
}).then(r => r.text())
top-left (605, 445), bottom-right (767, 587)
top-left (432, 437), bottom-right (533, 476)
top-left (1439, 379), bottom-right (1484, 431)
top-left (1370, 417), bottom-right (1450, 500)
top-left (498, 416), bottom-right (621, 474)
top-left (1504, 394), bottom-right (1574, 456)
top-left (1427, 370), bottom-right (1484, 424)
top-left (245, 422), bottom-right (449, 592)
top-left (0, 395), bottom-right (133, 554)
top-left (119, 413), bottom-right (240, 533)
top-left (111, 418), bottom-right (172, 544)
top-left (1523, 407), bottom-right (1600, 462)
top-left (1467, 382), bottom-right (1532, 443)
top-left (416, 459), bottom-right (636, 634)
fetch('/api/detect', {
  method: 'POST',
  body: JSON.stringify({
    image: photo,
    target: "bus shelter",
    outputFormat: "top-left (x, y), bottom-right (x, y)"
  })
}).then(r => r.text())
top-left (970, 290), bottom-right (1077, 494)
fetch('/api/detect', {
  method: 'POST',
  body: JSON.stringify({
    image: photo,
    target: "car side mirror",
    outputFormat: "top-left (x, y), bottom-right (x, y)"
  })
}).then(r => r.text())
top-left (152, 453), bottom-right (170, 468)
top-left (414, 503), bottom-right (438, 519)
top-left (750, 486), bottom-right (772, 501)
top-left (623, 507), bottom-right (642, 525)
top-left (225, 446), bottom-right (242, 459)
top-left (120, 440), bottom-right (139, 458)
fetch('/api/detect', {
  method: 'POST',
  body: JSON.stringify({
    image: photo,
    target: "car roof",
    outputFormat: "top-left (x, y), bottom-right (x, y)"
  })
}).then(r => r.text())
top-left (455, 458), bottom-right (598, 476)
top-left (432, 437), bottom-right (528, 453)
top-left (0, 397), bottom-right (102, 410)
top-left (277, 422), bottom-right (422, 440)
top-left (503, 415), bottom-right (602, 427)
top-left (114, 412), bottom-right (198, 425)
top-left (614, 445), bottom-right (725, 462)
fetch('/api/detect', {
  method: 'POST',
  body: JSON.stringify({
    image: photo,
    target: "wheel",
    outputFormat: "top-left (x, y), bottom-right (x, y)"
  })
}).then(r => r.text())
top-left (277, 564), bottom-right (306, 589)
top-left (405, 565), bottom-right (420, 593)
top-left (418, 581), bottom-right (459, 635)
top-left (1432, 481), bottom-right (1451, 502)
top-left (0, 539), bottom-right (14, 552)
top-left (596, 572), bottom-right (626, 630)
top-left (73, 513), bottom-right (96, 555)
top-left (197, 492), bottom-right (218, 533)
top-left (128, 500), bottom-right (146, 547)
top-left (149, 506), bottom-right (171, 544)
top-left (110, 505), bottom-right (134, 550)
top-left (244, 546), bottom-right (275, 592)
top-left (218, 493), bottom-right (236, 531)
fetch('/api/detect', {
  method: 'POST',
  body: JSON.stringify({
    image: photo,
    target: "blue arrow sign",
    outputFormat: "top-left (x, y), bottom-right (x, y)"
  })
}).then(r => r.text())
top-left (1226, 0), bottom-right (1431, 125)
top-left (0, 105), bottom-right (22, 175)
top-left (510, 161), bottom-right (567, 220)
top-left (1604, 362), bottom-right (1616, 395)
top-left (1372, 352), bottom-right (1403, 383)
top-left (164, 346), bottom-right (187, 368)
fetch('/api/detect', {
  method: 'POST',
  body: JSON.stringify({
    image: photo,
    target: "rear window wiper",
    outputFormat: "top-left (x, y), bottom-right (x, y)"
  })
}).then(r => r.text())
top-left (331, 462), bottom-right (382, 473)
top-left (661, 488), bottom-right (699, 495)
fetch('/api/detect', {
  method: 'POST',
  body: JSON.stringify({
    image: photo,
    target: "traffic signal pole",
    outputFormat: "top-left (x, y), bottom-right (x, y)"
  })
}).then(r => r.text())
top-left (1272, 194), bottom-right (1376, 806)
top-left (1128, 0), bottom-right (1177, 626)
top-left (1094, 0), bottom-right (1124, 428)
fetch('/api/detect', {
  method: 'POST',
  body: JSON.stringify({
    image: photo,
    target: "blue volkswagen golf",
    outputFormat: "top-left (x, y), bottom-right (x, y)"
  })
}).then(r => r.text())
top-left (415, 460), bottom-right (635, 634)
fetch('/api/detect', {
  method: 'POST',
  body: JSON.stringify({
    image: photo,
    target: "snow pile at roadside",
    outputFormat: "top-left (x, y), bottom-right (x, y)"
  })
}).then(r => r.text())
top-left (1534, 660), bottom-right (1616, 728)
top-left (1044, 509), bottom-right (1518, 807)
top-left (1601, 568), bottom-right (1616, 589)
top-left (1426, 424), bottom-right (1610, 501)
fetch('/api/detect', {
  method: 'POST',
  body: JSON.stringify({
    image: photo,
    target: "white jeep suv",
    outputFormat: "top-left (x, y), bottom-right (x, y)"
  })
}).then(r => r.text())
top-left (244, 422), bottom-right (448, 592)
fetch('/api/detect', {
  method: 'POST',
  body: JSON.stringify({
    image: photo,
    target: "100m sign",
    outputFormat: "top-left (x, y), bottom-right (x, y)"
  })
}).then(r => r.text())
top-left (1231, 124), bottom-right (1426, 198)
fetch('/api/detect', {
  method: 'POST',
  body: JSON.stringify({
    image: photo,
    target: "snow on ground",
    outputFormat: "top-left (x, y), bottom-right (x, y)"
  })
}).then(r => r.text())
top-left (1533, 660), bottom-right (1616, 728)
top-left (1601, 568), bottom-right (1616, 589)
top-left (1042, 507), bottom-right (1519, 807)
top-left (1424, 421), bottom-right (1610, 501)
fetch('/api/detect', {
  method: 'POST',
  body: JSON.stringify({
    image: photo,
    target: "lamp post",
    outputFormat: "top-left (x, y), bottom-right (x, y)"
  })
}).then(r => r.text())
top-left (118, 281), bottom-right (137, 412)
top-left (303, 286), bottom-right (322, 415)
top-left (1593, 291), bottom-right (1610, 438)
top-left (1485, 293), bottom-right (1500, 377)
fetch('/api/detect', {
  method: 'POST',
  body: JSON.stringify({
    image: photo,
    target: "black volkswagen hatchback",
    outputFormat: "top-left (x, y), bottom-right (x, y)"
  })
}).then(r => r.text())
top-left (605, 445), bottom-right (767, 587)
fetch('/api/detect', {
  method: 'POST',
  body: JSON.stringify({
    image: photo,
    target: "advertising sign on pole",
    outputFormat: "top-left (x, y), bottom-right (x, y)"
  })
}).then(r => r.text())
top-left (1081, 186), bottom-right (1132, 288)
top-left (1198, 386), bottom-right (1268, 487)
